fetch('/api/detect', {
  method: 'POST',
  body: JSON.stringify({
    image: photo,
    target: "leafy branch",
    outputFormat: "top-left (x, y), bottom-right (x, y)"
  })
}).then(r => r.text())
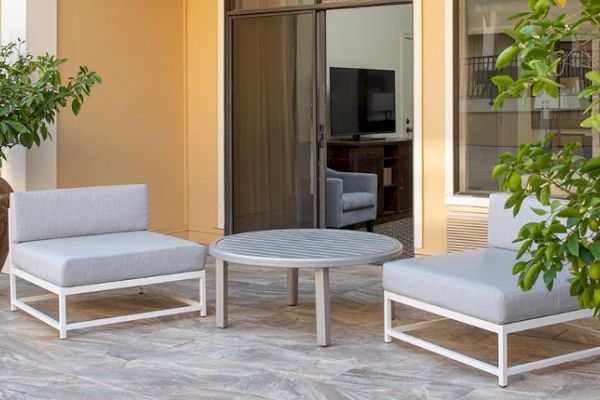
top-left (491, 0), bottom-right (600, 315)
top-left (0, 41), bottom-right (101, 164)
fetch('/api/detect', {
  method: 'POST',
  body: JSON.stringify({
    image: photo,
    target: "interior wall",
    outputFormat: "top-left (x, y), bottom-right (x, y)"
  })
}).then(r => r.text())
top-left (419, 0), bottom-right (447, 255)
top-left (186, 0), bottom-right (222, 244)
top-left (57, 0), bottom-right (187, 236)
top-left (326, 4), bottom-right (413, 140)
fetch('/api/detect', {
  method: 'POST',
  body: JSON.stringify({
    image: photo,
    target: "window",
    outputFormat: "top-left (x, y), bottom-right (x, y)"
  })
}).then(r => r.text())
top-left (454, 0), bottom-right (598, 196)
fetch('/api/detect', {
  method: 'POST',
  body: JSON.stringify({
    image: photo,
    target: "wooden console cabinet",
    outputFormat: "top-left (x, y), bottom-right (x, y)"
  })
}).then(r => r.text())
top-left (327, 139), bottom-right (413, 222)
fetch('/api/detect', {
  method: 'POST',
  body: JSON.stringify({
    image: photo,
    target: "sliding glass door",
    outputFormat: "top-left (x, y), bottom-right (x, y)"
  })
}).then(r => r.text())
top-left (229, 12), bottom-right (317, 233)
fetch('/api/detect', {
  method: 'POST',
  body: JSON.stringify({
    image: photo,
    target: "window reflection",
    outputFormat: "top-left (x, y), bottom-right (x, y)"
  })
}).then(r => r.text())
top-left (456, 0), bottom-right (598, 195)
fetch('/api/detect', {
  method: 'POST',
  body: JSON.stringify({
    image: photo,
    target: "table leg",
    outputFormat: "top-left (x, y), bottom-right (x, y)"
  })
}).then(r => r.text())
top-left (287, 268), bottom-right (298, 306)
top-left (314, 267), bottom-right (331, 347)
top-left (216, 259), bottom-right (228, 328)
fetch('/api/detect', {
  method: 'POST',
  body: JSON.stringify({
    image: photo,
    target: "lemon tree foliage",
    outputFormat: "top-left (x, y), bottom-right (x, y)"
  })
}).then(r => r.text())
top-left (0, 41), bottom-right (101, 165)
top-left (491, 0), bottom-right (600, 313)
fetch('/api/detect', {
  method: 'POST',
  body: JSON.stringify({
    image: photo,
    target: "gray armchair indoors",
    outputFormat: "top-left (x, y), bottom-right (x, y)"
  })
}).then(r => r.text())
top-left (326, 168), bottom-right (377, 232)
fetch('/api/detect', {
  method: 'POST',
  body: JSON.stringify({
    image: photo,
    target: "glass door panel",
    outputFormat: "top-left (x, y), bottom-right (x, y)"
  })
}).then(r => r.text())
top-left (231, 13), bottom-right (317, 233)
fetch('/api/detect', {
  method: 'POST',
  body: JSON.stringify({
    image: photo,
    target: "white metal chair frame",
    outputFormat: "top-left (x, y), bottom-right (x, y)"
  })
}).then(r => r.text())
top-left (384, 290), bottom-right (600, 387)
top-left (10, 266), bottom-right (207, 339)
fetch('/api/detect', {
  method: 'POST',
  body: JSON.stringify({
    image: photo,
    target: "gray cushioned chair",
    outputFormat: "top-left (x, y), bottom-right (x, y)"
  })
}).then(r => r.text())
top-left (383, 192), bottom-right (600, 386)
top-left (9, 184), bottom-right (207, 339)
top-left (326, 168), bottom-right (377, 231)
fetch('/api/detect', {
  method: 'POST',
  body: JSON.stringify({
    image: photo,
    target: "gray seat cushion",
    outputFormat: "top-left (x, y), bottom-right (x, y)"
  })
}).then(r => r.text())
top-left (383, 248), bottom-right (578, 324)
top-left (11, 231), bottom-right (206, 287)
top-left (342, 192), bottom-right (376, 211)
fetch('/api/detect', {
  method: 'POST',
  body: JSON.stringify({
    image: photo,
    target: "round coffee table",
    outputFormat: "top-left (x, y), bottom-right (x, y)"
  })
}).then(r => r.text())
top-left (209, 229), bottom-right (403, 346)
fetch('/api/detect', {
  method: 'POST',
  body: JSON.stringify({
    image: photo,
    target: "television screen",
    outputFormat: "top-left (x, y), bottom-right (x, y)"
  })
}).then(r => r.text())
top-left (330, 67), bottom-right (396, 136)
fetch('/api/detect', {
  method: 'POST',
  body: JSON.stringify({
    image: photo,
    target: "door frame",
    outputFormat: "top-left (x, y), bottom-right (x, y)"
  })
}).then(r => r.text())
top-left (222, 0), bottom-right (423, 249)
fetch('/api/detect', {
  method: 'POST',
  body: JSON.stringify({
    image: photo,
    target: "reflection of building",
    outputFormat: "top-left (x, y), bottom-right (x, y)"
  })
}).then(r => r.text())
top-left (457, 0), bottom-right (596, 194)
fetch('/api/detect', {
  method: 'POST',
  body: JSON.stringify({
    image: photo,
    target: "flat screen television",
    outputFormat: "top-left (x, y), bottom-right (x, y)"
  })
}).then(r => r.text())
top-left (330, 67), bottom-right (396, 141)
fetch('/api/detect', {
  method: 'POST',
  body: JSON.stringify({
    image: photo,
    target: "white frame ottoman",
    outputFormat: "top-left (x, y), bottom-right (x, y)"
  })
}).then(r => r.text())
top-left (9, 185), bottom-right (207, 339)
top-left (383, 193), bottom-right (600, 386)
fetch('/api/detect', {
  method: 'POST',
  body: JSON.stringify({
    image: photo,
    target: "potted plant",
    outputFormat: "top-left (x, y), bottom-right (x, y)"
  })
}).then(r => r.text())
top-left (0, 41), bottom-right (101, 269)
top-left (491, 1), bottom-right (600, 312)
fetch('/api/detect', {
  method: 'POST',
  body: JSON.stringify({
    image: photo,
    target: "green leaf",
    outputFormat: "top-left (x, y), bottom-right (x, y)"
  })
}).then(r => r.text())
top-left (509, 11), bottom-right (531, 20)
top-left (512, 261), bottom-right (528, 275)
top-left (519, 25), bottom-right (537, 38)
top-left (550, 223), bottom-right (567, 234)
top-left (540, 186), bottom-right (550, 205)
top-left (578, 85), bottom-right (599, 98)
top-left (567, 217), bottom-right (580, 229)
top-left (71, 100), bottom-right (81, 116)
top-left (582, 247), bottom-right (595, 266)
top-left (491, 164), bottom-right (509, 179)
top-left (570, 278), bottom-right (583, 297)
top-left (496, 45), bottom-right (520, 69)
top-left (588, 242), bottom-right (600, 260)
top-left (586, 71), bottom-right (600, 84)
top-left (551, 200), bottom-right (561, 212)
top-left (543, 269), bottom-right (556, 291)
top-left (580, 158), bottom-right (600, 174)
top-left (492, 92), bottom-right (509, 109)
top-left (544, 81), bottom-right (559, 98)
top-left (581, 115), bottom-right (600, 131)
top-left (517, 239), bottom-right (533, 259)
top-left (531, 207), bottom-right (547, 216)
top-left (514, 196), bottom-right (525, 216)
top-left (557, 207), bottom-right (579, 218)
top-left (5, 120), bottom-right (29, 134)
top-left (524, 263), bottom-right (543, 291)
top-left (491, 75), bottom-right (514, 89)
top-left (567, 234), bottom-right (580, 257)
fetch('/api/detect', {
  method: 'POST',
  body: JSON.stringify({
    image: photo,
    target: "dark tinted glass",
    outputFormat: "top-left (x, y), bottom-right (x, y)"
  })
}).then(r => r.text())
top-left (232, 14), bottom-right (316, 232)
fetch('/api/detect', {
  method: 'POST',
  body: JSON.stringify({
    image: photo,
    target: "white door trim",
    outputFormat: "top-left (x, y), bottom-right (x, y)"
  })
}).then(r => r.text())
top-left (218, 0), bottom-right (225, 230)
top-left (412, 0), bottom-right (423, 250)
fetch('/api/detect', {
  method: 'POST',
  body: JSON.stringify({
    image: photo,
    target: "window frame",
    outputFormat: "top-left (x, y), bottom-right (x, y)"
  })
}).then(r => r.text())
top-left (445, 0), bottom-right (489, 207)
top-left (446, 0), bottom-right (598, 206)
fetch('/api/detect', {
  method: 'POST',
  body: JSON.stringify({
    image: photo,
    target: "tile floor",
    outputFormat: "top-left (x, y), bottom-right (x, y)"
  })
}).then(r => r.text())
top-left (1, 258), bottom-right (600, 399)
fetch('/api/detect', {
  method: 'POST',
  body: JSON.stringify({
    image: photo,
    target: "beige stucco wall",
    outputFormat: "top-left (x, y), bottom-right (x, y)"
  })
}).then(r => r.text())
top-left (57, 0), bottom-right (188, 237)
top-left (186, 1), bottom-right (222, 244)
top-left (419, 0), bottom-right (448, 255)
top-left (57, 0), bottom-right (223, 243)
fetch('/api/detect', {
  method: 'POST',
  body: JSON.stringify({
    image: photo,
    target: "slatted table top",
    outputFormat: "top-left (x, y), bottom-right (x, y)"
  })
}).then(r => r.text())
top-left (209, 229), bottom-right (403, 267)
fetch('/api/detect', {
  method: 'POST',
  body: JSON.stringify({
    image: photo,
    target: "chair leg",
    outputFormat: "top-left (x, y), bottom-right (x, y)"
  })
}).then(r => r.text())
top-left (384, 293), bottom-right (393, 343)
top-left (9, 269), bottom-right (16, 312)
top-left (498, 329), bottom-right (508, 387)
top-left (59, 293), bottom-right (67, 340)
top-left (200, 270), bottom-right (207, 317)
top-left (366, 221), bottom-right (375, 232)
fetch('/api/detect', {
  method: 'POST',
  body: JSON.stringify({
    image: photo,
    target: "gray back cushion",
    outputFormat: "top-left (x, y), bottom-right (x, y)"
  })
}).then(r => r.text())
top-left (488, 192), bottom-right (548, 251)
top-left (10, 185), bottom-right (148, 243)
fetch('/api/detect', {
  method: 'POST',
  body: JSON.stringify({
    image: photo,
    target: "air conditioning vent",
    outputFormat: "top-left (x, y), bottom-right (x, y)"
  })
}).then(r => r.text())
top-left (446, 211), bottom-right (488, 252)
